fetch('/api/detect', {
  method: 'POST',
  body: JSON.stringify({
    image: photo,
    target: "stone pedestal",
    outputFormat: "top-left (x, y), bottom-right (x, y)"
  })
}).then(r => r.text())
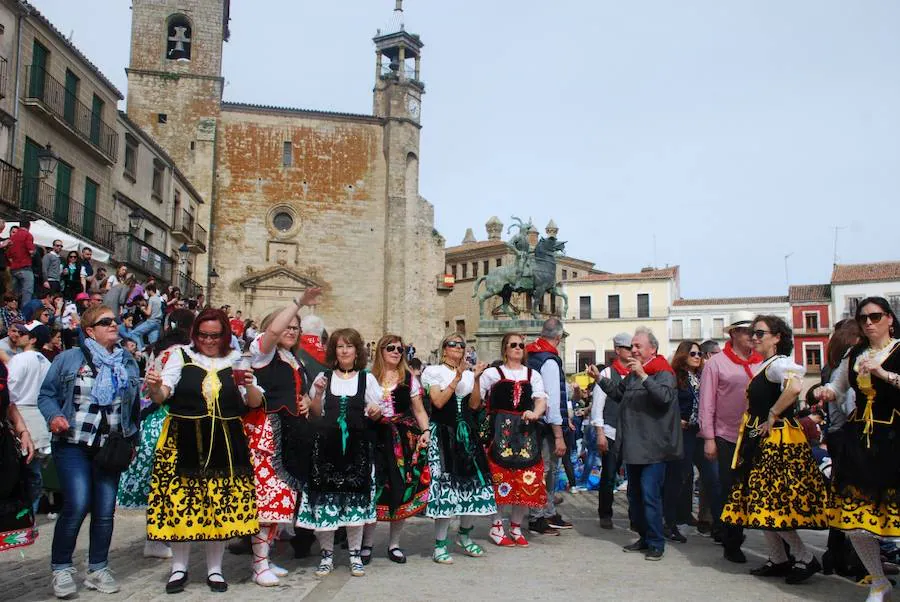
top-left (475, 319), bottom-right (566, 365)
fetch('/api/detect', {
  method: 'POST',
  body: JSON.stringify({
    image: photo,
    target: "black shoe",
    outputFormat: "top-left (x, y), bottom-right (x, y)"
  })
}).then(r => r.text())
top-left (291, 529), bottom-right (316, 559)
top-left (785, 556), bottom-right (821, 584)
top-left (623, 539), bottom-right (649, 553)
top-left (750, 560), bottom-right (793, 577)
top-left (598, 517), bottom-right (614, 530)
top-left (548, 514), bottom-right (573, 530)
top-left (227, 536), bottom-right (251, 556)
top-left (360, 545), bottom-right (373, 566)
top-left (724, 548), bottom-right (747, 564)
top-left (165, 571), bottom-right (188, 594)
top-left (206, 573), bottom-right (228, 593)
top-left (821, 550), bottom-right (834, 575)
top-left (666, 525), bottom-right (687, 543)
top-left (387, 547), bottom-right (407, 564)
top-left (712, 528), bottom-right (724, 544)
top-left (696, 521), bottom-right (712, 535)
top-left (644, 548), bottom-right (664, 561)
top-left (529, 517), bottom-right (560, 535)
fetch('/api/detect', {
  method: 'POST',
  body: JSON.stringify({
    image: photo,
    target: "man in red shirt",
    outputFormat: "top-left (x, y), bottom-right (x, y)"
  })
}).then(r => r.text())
top-left (7, 220), bottom-right (36, 306)
top-left (229, 310), bottom-right (245, 338)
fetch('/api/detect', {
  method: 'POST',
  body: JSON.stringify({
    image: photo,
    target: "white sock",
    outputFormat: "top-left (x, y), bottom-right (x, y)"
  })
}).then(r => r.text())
top-left (511, 506), bottom-right (529, 527)
top-left (346, 525), bottom-right (364, 552)
top-left (206, 541), bottom-right (226, 582)
top-left (763, 532), bottom-right (789, 564)
top-left (362, 522), bottom-right (377, 549)
top-left (170, 542), bottom-right (191, 578)
top-left (316, 530), bottom-right (335, 553)
top-left (389, 520), bottom-right (404, 550)
top-left (435, 518), bottom-right (451, 542)
top-left (779, 530), bottom-right (813, 564)
top-left (252, 524), bottom-right (274, 575)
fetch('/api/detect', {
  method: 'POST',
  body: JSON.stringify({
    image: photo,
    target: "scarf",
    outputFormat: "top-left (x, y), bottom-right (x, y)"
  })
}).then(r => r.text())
top-left (525, 337), bottom-right (559, 357)
top-left (300, 335), bottom-right (326, 364)
top-left (611, 359), bottom-right (630, 376)
top-left (643, 354), bottom-right (675, 375)
top-left (722, 341), bottom-right (763, 378)
top-left (83, 338), bottom-right (129, 407)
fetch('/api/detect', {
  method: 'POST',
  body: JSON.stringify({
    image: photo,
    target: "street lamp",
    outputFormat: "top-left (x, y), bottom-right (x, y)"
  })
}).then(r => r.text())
top-left (208, 268), bottom-right (219, 289)
top-left (37, 144), bottom-right (59, 179)
top-left (127, 209), bottom-right (145, 233)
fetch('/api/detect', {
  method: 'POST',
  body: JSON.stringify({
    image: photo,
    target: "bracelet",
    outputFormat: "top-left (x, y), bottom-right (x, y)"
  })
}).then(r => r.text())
top-left (293, 297), bottom-right (303, 308)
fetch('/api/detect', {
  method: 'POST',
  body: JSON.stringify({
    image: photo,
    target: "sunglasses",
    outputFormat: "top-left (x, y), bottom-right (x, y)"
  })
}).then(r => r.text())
top-left (384, 343), bottom-right (404, 353)
top-left (858, 312), bottom-right (885, 325)
top-left (688, 351), bottom-right (702, 358)
top-left (197, 331), bottom-right (223, 340)
top-left (750, 329), bottom-right (772, 339)
top-left (91, 317), bottom-right (117, 328)
top-left (444, 341), bottom-right (465, 349)
top-left (507, 342), bottom-right (525, 349)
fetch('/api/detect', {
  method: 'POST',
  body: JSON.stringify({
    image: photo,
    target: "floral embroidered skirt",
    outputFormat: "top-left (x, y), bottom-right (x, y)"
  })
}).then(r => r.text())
top-left (295, 476), bottom-right (376, 531)
top-left (374, 417), bottom-right (431, 521)
top-left (118, 405), bottom-right (167, 508)
top-left (0, 424), bottom-right (36, 552)
top-left (424, 423), bottom-right (497, 519)
top-left (147, 416), bottom-right (259, 541)
top-left (243, 408), bottom-right (297, 524)
top-left (721, 416), bottom-right (827, 531)
top-left (486, 455), bottom-right (546, 509)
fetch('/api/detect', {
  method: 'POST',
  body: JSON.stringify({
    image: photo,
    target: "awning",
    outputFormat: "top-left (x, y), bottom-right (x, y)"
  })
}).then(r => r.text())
top-left (1, 220), bottom-right (111, 263)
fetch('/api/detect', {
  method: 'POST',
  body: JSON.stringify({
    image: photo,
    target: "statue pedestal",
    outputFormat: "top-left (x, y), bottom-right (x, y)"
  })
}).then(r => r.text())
top-left (475, 319), bottom-right (565, 366)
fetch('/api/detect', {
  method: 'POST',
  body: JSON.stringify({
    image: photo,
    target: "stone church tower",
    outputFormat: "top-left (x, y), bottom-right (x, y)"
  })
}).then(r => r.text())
top-left (125, 1), bottom-right (446, 354)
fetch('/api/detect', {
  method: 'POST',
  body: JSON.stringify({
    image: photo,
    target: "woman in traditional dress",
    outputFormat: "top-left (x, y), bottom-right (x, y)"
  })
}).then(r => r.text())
top-left (117, 309), bottom-right (195, 561)
top-left (815, 297), bottom-right (900, 601)
top-left (296, 328), bottom-right (383, 578)
top-left (421, 333), bottom-right (496, 564)
top-left (478, 332), bottom-right (547, 548)
top-left (145, 308), bottom-right (262, 594)
top-left (721, 315), bottom-right (827, 584)
top-left (0, 360), bottom-right (37, 553)
top-left (244, 289), bottom-right (320, 586)
top-left (360, 334), bottom-right (431, 565)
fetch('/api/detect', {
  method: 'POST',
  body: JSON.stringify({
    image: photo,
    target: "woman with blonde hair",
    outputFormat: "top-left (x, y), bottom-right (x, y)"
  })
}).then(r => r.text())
top-left (360, 334), bottom-right (431, 565)
top-left (421, 333), bottom-right (496, 564)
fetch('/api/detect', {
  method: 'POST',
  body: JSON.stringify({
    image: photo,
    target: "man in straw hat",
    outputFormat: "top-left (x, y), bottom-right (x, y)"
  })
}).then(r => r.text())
top-left (699, 310), bottom-right (763, 564)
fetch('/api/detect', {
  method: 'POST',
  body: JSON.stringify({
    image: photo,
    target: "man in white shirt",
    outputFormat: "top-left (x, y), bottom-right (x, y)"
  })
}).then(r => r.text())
top-left (587, 333), bottom-right (633, 529)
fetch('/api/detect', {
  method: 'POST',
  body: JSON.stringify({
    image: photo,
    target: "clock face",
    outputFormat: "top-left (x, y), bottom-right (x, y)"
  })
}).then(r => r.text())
top-left (406, 95), bottom-right (420, 118)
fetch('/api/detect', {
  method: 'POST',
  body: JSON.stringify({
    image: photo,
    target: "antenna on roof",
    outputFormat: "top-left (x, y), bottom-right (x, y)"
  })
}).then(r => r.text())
top-left (832, 225), bottom-right (846, 266)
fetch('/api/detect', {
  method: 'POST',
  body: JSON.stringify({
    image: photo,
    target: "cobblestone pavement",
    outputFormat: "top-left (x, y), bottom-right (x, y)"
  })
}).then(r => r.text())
top-left (1, 492), bottom-right (870, 601)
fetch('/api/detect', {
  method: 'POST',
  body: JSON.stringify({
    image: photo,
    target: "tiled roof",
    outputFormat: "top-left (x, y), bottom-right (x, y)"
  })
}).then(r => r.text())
top-left (571, 266), bottom-right (679, 282)
top-left (23, 2), bottom-right (124, 100)
top-left (221, 102), bottom-right (382, 123)
top-left (673, 296), bottom-right (789, 307)
top-left (789, 284), bottom-right (831, 303)
top-left (445, 240), bottom-right (506, 254)
top-left (831, 261), bottom-right (900, 284)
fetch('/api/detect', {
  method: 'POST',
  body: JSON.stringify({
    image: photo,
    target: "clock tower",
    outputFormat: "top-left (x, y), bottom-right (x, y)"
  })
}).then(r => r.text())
top-left (373, 1), bottom-right (424, 123)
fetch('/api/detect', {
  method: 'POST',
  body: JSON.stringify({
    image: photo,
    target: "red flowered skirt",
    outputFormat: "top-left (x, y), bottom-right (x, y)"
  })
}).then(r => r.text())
top-left (487, 454), bottom-right (546, 508)
top-left (243, 408), bottom-right (297, 523)
top-left (375, 417), bottom-right (431, 521)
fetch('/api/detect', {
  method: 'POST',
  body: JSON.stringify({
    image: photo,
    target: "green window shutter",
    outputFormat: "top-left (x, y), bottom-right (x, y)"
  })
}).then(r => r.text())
top-left (29, 41), bottom-right (47, 99)
top-left (90, 95), bottom-right (103, 145)
top-left (83, 178), bottom-right (98, 240)
top-left (54, 163), bottom-right (72, 227)
top-left (22, 138), bottom-right (42, 211)
top-left (64, 69), bottom-right (79, 125)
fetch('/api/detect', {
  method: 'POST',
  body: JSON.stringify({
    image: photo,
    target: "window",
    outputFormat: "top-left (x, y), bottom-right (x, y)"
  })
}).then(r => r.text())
top-left (83, 178), bottom-right (98, 240)
top-left (805, 345), bottom-right (823, 373)
top-left (455, 319), bottom-right (466, 336)
top-left (166, 15), bottom-right (192, 61)
top-left (576, 350), bottom-right (596, 372)
top-left (151, 160), bottom-right (164, 201)
top-left (562, 269), bottom-right (568, 280)
top-left (282, 141), bottom-right (292, 167)
top-left (53, 162), bottom-right (72, 226)
top-left (273, 212), bottom-right (294, 232)
top-left (804, 312), bottom-right (820, 332)
top-left (462, 263), bottom-right (468, 279)
top-left (483, 260), bottom-right (489, 275)
top-left (124, 134), bottom-right (138, 181)
top-left (672, 320), bottom-right (684, 340)
top-left (143, 229), bottom-right (153, 245)
top-left (90, 94), bottom-right (104, 145)
top-left (845, 296), bottom-right (863, 318)
top-left (637, 294), bottom-right (650, 318)
top-left (472, 262), bottom-right (478, 278)
top-left (712, 318), bottom-right (725, 339)
top-left (29, 40), bottom-right (48, 99)
top-left (63, 69), bottom-right (79, 125)
top-left (579, 296), bottom-right (592, 319)
top-left (572, 271), bottom-right (578, 279)
top-left (690, 319), bottom-right (701, 339)
top-left (496, 258), bottom-right (502, 267)
top-left (158, 113), bottom-right (168, 124)
top-left (451, 264), bottom-right (457, 279)
top-left (888, 295), bottom-right (900, 317)
top-left (608, 295), bottom-right (620, 319)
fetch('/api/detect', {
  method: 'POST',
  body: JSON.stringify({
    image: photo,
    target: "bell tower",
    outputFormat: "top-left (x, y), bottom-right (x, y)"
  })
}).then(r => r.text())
top-left (373, 1), bottom-right (424, 122)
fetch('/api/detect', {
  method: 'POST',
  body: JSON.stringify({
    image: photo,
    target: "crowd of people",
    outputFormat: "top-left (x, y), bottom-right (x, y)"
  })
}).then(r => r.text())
top-left (0, 224), bottom-right (898, 601)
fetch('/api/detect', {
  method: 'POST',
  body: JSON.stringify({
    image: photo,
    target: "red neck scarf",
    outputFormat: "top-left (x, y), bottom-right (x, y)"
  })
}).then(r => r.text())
top-left (300, 335), bottom-right (326, 364)
top-left (643, 354), bottom-right (675, 375)
top-left (611, 359), bottom-right (630, 376)
top-left (526, 338), bottom-right (559, 357)
top-left (722, 341), bottom-right (763, 378)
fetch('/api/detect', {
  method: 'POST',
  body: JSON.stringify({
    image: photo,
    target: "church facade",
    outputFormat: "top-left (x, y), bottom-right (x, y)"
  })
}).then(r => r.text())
top-left (125, 0), bottom-right (446, 351)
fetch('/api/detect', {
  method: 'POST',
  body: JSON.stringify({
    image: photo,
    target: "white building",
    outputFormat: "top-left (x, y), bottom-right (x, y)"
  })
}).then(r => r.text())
top-left (668, 296), bottom-right (791, 351)
top-left (831, 261), bottom-right (900, 321)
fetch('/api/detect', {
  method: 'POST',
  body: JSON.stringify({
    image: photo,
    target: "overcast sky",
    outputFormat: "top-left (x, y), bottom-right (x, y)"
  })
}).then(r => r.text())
top-left (33, 0), bottom-right (899, 298)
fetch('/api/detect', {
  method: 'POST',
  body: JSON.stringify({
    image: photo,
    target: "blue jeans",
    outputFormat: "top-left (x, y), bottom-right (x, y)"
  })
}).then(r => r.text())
top-left (578, 424), bottom-right (599, 486)
top-left (50, 441), bottom-right (120, 571)
top-left (679, 427), bottom-right (720, 524)
top-left (12, 268), bottom-right (34, 306)
top-left (129, 318), bottom-right (160, 350)
top-left (26, 457), bottom-right (44, 514)
top-left (626, 462), bottom-right (667, 552)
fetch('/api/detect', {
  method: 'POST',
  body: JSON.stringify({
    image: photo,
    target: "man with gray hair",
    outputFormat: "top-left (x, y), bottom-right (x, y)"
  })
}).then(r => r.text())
top-left (599, 326), bottom-right (681, 561)
top-left (526, 317), bottom-right (573, 534)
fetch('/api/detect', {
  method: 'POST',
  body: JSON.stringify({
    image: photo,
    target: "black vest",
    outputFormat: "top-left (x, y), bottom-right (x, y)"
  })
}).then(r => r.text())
top-left (489, 366), bottom-right (535, 414)
top-left (603, 367), bottom-right (623, 431)
top-left (746, 356), bottom-right (794, 421)
top-left (167, 349), bottom-right (246, 419)
top-left (321, 371), bottom-right (367, 431)
top-left (254, 349), bottom-right (302, 415)
top-left (385, 372), bottom-right (413, 416)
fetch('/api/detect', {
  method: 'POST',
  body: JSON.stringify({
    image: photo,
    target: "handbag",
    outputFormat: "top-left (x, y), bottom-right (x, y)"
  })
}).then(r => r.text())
top-left (93, 411), bottom-right (134, 473)
top-left (490, 412), bottom-right (541, 469)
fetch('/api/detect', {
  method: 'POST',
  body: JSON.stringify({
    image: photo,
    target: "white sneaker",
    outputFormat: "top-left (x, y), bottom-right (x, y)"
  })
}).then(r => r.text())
top-left (143, 540), bottom-right (173, 559)
top-left (615, 480), bottom-right (629, 492)
top-left (84, 567), bottom-right (120, 594)
top-left (52, 567), bottom-right (77, 599)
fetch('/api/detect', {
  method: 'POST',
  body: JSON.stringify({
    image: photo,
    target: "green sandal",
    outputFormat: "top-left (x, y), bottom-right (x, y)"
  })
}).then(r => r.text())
top-left (433, 539), bottom-right (453, 564)
top-left (457, 526), bottom-right (485, 557)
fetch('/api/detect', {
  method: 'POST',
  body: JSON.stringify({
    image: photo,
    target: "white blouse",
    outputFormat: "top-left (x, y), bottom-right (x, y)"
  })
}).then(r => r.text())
top-left (758, 355), bottom-right (806, 390)
top-left (478, 364), bottom-right (548, 399)
top-left (421, 364), bottom-right (475, 398)
top-left (312, 371), bottom-right (384, 413)
top-left (159, 345), bottom-right (248, 398)
top-left (248, 334), bottom-right (299, 371)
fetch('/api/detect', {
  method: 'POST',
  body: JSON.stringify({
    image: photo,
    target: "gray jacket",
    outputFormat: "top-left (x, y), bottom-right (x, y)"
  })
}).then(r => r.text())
top-left (600, 368), bottom-right (682, 465)
top-left (42, 251), bottom-right (61, 282)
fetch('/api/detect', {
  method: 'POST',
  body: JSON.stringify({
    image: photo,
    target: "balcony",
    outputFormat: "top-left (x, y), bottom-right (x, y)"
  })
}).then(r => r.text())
top-left (174, 271), bottom-right (203, 299)
top-left (0, 159), bottom-right (21, 211)
top-left (22, 65), bottom-right (118, 164)
top-left (0, 56), bottom-right (8, 99)
top-left (794, 327), bottom-right (832, 336)
top-left (574, 307), bottom-right (670, 321)
top-left (172, 209), bottom-right (207, 251)
top-left (20, 178), bottom-right (114, 250)
top-left (115, 234), bottom-right (173, 282)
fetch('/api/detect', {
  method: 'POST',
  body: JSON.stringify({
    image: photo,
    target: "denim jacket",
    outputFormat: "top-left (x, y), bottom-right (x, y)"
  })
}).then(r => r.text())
top-left (37, 344), bottom-right (142, 439)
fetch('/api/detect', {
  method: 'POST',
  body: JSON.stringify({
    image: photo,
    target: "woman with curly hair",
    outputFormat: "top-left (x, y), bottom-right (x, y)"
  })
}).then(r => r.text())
top-left (722, 315), bottom-right (827, 584)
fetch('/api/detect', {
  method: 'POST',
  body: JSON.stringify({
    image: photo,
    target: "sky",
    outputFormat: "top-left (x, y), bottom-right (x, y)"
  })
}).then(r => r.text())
top-left (32, 0), bottom-right (900, 299)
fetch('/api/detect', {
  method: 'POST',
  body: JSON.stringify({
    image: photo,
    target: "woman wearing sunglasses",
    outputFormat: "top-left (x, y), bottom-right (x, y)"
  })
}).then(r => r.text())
top-left (360, 334), bottom-right (431, 565)
top-left (241, 289), bottom-right (320, 586)
top-left (145, 308), bottom-right (263, 594)
top-left (721, 315), bottom-right (827, 584)
top-left (815, 297), bottom-right (900, 601)
top-left (60, 252), bottom-right (85, 302)
top-left (37, 305), bottom-right (142, 598)
top-left (477, 332), bottom-right (547, 548)
top-left (421, 333), bottom-right (496, 564)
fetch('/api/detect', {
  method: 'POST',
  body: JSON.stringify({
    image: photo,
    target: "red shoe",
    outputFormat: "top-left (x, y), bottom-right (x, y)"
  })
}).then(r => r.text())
top-left (509, 523), bottom-right (529, 547)
top-left (489, 522), bottom-right (515, 547)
